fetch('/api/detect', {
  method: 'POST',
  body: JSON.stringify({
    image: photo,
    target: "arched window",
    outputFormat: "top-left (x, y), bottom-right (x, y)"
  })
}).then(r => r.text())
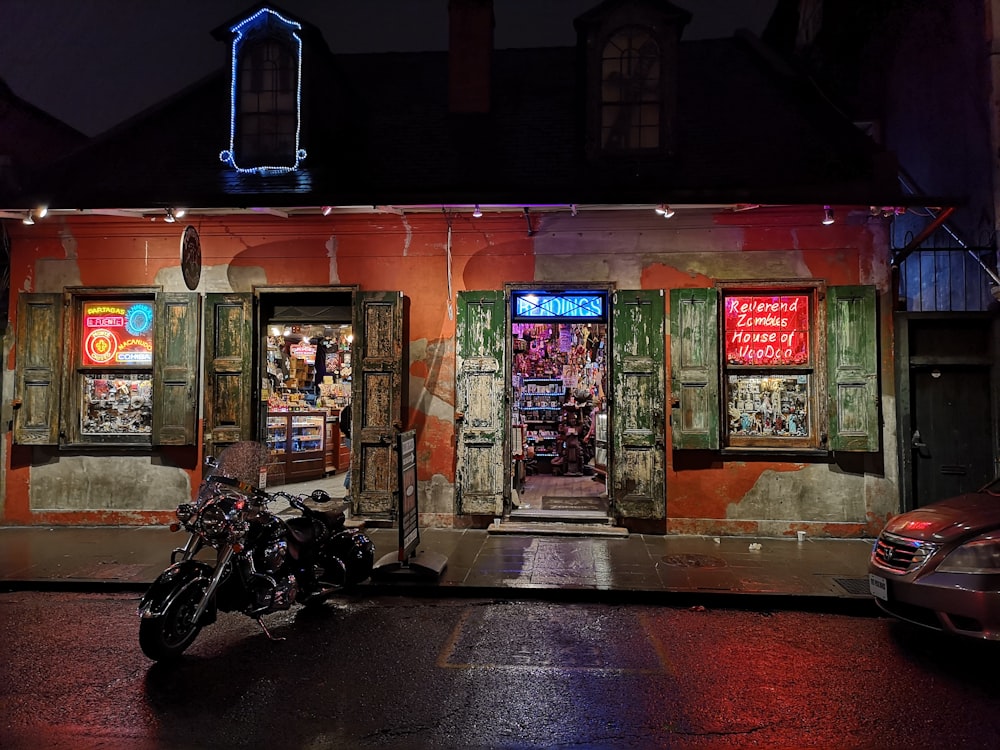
top-left (237, 38), bottom-right (297, 166)
top-left (600, 27), bottom-right (661, 151)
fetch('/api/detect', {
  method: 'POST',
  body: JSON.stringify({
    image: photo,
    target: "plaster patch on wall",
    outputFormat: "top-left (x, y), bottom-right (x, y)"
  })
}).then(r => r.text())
top-left (400, 215), bottom-right (413, 256)
top-left (326, 235), bottom-right (339, 282)
top-left (59, 225), bottom-right (79, 259)
top-left (31, 455), bottom-right (191, 511)
top-left (419, 473), bottom-right (455, 514)
top-left (155, 266), bottom-right (198, 292)
top-left (409, 338), bottom-right (455, 421)
top-left (726, 464), bottom-right (868, 522)
top-left (691, 251), bottom-right (813, 280)
top-left (34, 258), bottom-right (82, 292)
top-left (534, 253), bottom-right (642, 287)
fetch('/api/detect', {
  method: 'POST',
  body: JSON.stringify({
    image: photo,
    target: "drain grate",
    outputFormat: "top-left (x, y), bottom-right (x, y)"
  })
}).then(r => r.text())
top-left (661, 553), bottom-right (727, 568)
top-left (834, 577), bottom-right (871, 595)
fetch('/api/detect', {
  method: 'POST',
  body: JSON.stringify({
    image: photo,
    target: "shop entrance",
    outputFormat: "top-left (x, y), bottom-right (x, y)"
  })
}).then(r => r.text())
top-left (509, 288), bottom-right (610, 519)
top-left (257, 292), bottom-right (353, 488)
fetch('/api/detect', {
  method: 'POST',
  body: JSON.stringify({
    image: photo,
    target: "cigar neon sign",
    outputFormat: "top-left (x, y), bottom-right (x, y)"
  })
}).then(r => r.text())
top-left (81, 302), bottom-right (154, 367)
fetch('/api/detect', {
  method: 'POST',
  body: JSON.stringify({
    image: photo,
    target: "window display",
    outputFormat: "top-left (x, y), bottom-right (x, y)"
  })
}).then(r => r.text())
top-left (81, 373), bottom-right (153, 435)
top-left (723, 291), bottom-right (815, 447)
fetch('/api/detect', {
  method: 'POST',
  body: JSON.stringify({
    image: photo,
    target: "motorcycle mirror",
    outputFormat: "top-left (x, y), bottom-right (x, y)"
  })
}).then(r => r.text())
top-left (310, 489), bottom-right (333, 503)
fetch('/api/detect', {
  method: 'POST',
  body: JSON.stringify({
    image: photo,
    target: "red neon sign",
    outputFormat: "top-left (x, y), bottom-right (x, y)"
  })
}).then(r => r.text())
top-left (725, 295), bottom-right (809, 366)
top-left (80, 301), bottom-right (154, 367)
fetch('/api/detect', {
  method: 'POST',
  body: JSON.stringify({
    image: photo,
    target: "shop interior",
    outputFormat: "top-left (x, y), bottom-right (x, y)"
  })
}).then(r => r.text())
top-left (511, 320), bottom-right (609, 514)
top-left (261, 319), bottom-right (352, 487)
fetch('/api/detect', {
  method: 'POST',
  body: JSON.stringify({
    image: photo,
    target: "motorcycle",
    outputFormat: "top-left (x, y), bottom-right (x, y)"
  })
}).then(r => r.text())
top-left (138, 441), bottom-right (375, 661)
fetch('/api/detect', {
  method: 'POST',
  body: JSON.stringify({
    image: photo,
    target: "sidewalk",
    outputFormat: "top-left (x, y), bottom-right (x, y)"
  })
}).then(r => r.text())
top-left (0, 523), bottom-right (878, 611)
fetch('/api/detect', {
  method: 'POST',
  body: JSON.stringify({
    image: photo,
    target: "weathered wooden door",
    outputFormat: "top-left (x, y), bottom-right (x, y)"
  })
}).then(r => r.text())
top-left (203, 293), bottom-right (254, 456)
top-left (455, 290), bottom-right (506, 516)
top-left (611, 289), bottom-right (666, 519)
top-left (670, 288), bottom-right (719, 449)
top-left (13, 293), bottom-right (63, 445)
top-left (352, 291), bottom-right (404, 517)
top-left (152, 293), bottom-right (201, 445)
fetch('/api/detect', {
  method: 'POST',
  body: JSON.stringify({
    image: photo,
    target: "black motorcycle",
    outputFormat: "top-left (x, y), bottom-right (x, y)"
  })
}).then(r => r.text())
top-left (138, 441), bottom-right (374, 662)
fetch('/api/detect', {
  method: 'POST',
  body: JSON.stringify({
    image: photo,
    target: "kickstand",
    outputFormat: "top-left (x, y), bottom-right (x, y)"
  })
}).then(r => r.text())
top-left (256, 616), bottom-right (286, 642)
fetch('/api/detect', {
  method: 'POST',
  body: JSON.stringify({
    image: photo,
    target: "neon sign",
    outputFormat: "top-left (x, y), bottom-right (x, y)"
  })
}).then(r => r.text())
top-left (725, 294), bottom-right (809, 365)
top-left (81, 302), bottom-right (154, 367)
top-left (219, 8), bottom-right (306, 174)
top-left (512, 291), bottom-right (607, 321)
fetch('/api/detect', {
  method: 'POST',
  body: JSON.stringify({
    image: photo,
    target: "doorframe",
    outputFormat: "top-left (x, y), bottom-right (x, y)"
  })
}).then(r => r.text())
top-left (895, 311), bottom-right (1000, 511)
top-left (503, 282), bottom-right (615, 516)
top-left (252, 285), bottom-right (358, 439)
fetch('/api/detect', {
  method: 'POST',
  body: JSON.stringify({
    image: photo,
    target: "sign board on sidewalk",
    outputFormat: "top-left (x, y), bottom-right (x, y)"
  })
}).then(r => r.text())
top-left (397, 429), bottom-right (419, 560)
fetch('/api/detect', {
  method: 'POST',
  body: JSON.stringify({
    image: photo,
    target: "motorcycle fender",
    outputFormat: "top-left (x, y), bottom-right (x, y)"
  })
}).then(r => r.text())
top-left (138, 560), bottom-right (217, 624)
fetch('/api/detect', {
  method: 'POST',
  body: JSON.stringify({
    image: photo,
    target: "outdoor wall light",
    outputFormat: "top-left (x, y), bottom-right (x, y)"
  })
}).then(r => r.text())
top-left (321, 206), bottom-right (333, 216)
top-left (822, 205), bottom-right (835, 225)
top-left (164, 208), bottom-right (176, 223)
top-left (21, 211), bottom-right (34, 225)
top-left (36, 206), bottom-right (48, 219)
top-left (472, 204), bottom-right (483, 218)
top-left (655, 203), bottom-right (675, 218)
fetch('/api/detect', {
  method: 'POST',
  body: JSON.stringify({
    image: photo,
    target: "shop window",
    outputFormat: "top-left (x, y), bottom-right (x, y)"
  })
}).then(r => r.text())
top-left (723, 291), bottom-right (815, 449)
top-left (78, 298), bottom-right (155, 443)
top-left (13, 289), bottom-right (200, 448)
top-left (670, 285), bottom-right (878, 453)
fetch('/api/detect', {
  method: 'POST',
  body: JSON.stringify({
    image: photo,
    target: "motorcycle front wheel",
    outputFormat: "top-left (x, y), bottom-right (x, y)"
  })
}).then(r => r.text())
top-left (139, 580), bottom-right (209, 661)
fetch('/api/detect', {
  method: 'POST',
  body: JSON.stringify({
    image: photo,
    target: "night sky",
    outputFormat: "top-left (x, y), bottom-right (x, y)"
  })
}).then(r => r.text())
top-left (0, 0), bottom-right (776, 137)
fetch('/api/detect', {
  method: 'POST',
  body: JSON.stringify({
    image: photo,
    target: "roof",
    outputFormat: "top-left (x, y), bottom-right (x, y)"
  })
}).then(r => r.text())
top-left (7, 7), bottom-right (910, 211)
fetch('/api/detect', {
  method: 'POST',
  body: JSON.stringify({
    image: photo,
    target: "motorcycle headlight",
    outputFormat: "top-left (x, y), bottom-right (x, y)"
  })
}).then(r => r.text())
top-left (196, 497), bottom-right (248, 544)
top-left (938, 532), bottom-right (1000, 574)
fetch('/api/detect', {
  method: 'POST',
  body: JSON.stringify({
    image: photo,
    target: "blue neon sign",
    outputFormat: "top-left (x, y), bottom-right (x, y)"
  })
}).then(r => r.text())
top-left (512, 291), bottom-right (607, 321)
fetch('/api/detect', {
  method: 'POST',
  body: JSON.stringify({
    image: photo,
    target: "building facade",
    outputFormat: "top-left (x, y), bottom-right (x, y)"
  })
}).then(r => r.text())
top-left (1, 1), bottom-right (952, 537)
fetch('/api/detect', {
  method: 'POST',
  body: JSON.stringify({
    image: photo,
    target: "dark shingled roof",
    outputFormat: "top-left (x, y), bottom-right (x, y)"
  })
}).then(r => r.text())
top-left (11, 11), bottom-right (906, 210)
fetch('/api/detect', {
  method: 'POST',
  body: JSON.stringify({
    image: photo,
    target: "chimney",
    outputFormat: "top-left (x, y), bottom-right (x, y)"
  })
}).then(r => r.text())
top-left (448, 0), bottom-right (494, 114)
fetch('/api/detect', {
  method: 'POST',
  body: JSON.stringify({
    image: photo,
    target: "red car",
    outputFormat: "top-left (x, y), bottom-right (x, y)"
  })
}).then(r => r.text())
top-left (869, 477), bottom-right (1000, 640)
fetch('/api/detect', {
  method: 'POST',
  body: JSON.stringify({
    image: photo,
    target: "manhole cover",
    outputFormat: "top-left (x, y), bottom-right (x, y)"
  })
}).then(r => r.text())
top-left (661, 553), bottom-right (727, 568)
top-left (834, 577), bottom-right (871, 595)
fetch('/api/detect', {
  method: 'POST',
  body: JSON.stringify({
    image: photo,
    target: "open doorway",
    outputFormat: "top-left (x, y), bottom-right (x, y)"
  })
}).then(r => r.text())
top-left (510, 311), bottom-right (610, 518)
top-left (259, 299), bottom-right (353, 488)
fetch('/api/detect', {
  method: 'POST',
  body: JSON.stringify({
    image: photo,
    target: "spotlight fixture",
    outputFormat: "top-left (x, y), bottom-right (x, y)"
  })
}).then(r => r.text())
top-left (321, 205), bottom-right (333, 216)
top-left (570, 204), bottom-right (578, 217)
top-left (174, 208), bottom-right (186, 219)
top-left (21, 212), bottom-right (34, 225)
top-left (655, 203), bottom-right (675, 219)
top-left (472, 204), bottom-right (483, 218)
top-left (164, 208), bottom-right (176, 223)
top-left (36, 206), bottom-right (48, 219)
top-left (822, 205), bottom-right (835, 225)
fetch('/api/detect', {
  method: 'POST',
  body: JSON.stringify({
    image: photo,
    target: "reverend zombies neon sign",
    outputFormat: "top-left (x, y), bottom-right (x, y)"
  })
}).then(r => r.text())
top-left (81, 302), bottom-right (154, 367)
top-left (725, 294), bottom-right (809, 366)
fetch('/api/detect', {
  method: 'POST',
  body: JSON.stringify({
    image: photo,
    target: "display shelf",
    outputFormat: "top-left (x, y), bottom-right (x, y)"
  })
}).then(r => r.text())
top-left (517, 378), bottom-right (563, 472)
top-left (266, 410), bottom-right (326, 484)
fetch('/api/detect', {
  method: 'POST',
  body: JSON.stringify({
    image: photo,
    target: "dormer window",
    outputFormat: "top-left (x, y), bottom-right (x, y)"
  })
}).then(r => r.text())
top-left (238, 39), bottom-right (297, 165)
top-left (219, 8), bottom-right (306, 173)
top-left (576, 0), bottom-right (690, 160)
top-left (601, 27), bottom-right (661, 150)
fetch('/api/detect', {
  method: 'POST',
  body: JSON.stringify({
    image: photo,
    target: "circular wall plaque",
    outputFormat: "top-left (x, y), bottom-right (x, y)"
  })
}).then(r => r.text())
top-left (180, 225), bottom-right (201, 290)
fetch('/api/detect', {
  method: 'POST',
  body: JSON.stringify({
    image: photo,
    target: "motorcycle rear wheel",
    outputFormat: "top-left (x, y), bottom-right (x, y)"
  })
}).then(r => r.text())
top-left (139, 581), bottom-right (208, 661)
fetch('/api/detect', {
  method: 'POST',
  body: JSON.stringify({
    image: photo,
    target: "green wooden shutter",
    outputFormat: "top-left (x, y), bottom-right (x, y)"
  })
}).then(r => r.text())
top-left (13, 293), bottom-right (63, 445)
top-left (612, 289), bottom-right (666, 519)
top-left (153, 292), bottom-right (201, 446)
top-left (827, 285), bottom-right (878, 452)
top-left (353, 291), bottom-right (404, 517)
top-left (203, 293), bottom-right (253, 455)
top-left (455, 290), bottom-right (506, 516)
top-left (670, 288), bottom-right (719, 449)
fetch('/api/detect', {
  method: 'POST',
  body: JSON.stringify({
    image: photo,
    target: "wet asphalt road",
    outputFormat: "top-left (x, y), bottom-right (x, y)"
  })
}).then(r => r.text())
top-left (1, 591), bottom-right (999, 749)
